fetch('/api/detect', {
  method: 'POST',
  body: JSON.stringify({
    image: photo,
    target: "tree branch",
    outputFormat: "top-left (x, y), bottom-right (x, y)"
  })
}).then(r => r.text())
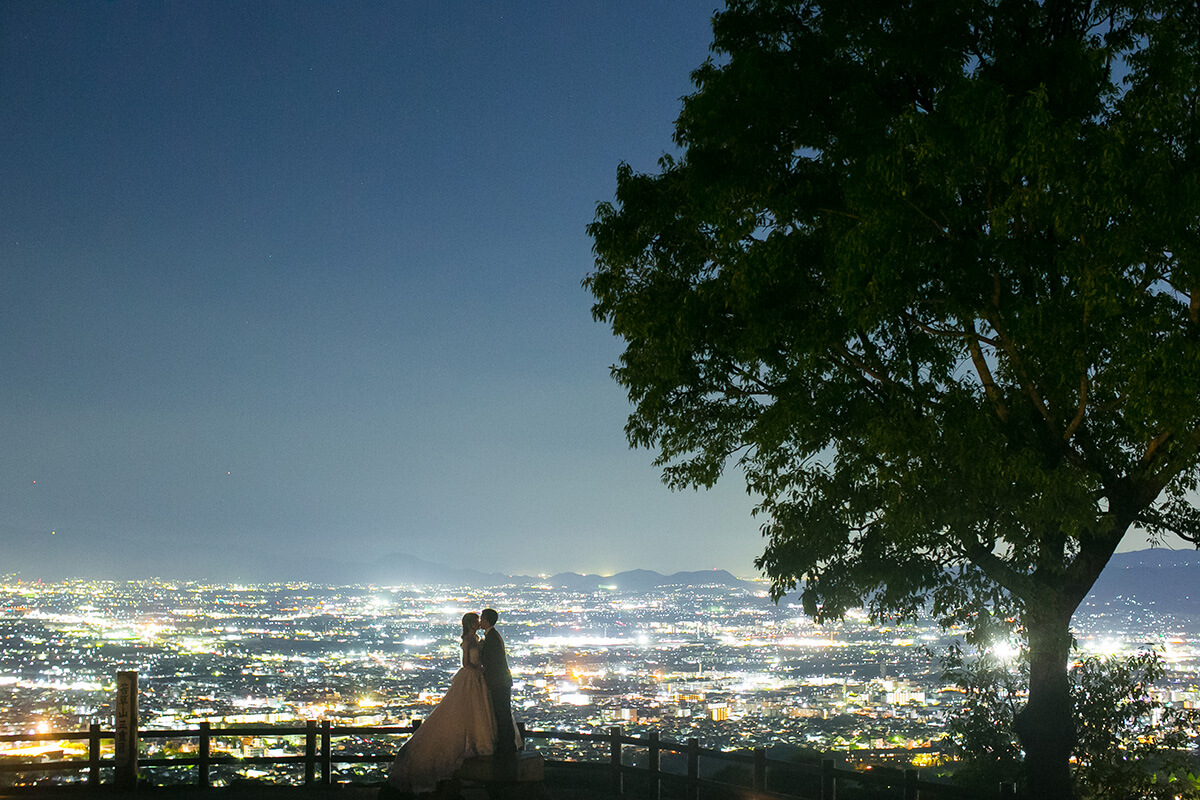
top-left (1062, 374), bottom-right (1088, 443)
top-left (1140, 430), bottom-right (1173, 468)
top-left (1062, 525), bottom-right (1122, 611)
top-left (903, 197), bottom-right (952, 239)
top-left (966, 320), bottom-right (1009, 423)
top-left (833, 341), bottom-right (896, 389)
top-left (816, 207), bottom-right (861, 221)
top-left (1140, 427), bottom-right (1200, 506)
top-left (905, 312), bottom-right (999, 346)
top-left (857, 331), bottom-right (895, 383)
top-left (987, 307), bottom-right (1058, 436)
top-left (728, 364), bottom-right (779, 397)
top-left (963, 537), bottom-right (1034, 600)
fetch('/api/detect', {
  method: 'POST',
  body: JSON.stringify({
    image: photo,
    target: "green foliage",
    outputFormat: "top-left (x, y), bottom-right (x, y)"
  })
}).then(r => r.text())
top-left (588, 1), bottom-right (1200, 795)
top-left (588, 0), bottom-right (1200, 625)
top-left (1073, 651), bottom-right (1199, 800)
top-left (945, 646), bottom-right (1200, 799)
top-left (942, 641), bottom-right (1025, 789)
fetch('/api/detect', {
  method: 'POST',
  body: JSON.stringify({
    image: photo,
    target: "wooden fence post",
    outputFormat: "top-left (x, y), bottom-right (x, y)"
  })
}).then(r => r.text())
top-left (321, 719), bottom-right (332, 785)
top-left (304, 720), bottom-right (316, 785)
top-left (609, 726), bottom-right (623, 795)
top-left (198, 721), bottom-right (211, 788)
top-left (903, 768), bottom-right (918, 800)
top-left (647, 730), bottom-right (660, 800)
top-left (114, 670), bottom-right (138, 789)
top-left (820, 758), bottom-right (836, 800)
top-left (753, 747), bottom-right (766, 792)
top-left (687, 738), bottom-right (699, 800)
top-left (88, 723), bottom-right (101, 788)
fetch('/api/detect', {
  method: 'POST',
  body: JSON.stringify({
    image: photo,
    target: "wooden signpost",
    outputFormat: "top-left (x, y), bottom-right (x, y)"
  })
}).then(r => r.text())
top-left (115, 670), bottom-right (138, 788)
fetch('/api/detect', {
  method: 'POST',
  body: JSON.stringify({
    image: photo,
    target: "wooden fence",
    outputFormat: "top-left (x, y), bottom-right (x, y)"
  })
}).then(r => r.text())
top-left (0, 722), bottom-right (1016, 799)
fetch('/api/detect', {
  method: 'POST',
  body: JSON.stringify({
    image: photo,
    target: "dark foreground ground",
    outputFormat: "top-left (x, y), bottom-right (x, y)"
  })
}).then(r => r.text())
top-left (0, 758), bottom-right (641, 800)
top-left (0, 784), bottom-right (619, 800)
top-left (0, 763), bottom-right (631, 800)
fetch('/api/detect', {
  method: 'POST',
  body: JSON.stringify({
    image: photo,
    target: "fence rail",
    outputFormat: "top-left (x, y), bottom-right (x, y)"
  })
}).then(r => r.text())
top-left (0, 722), bottom-right (1015, 800)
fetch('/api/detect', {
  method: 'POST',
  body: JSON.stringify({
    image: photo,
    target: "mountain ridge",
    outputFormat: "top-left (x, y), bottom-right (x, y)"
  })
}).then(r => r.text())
top-left (1084, 548), bottom-right (1199, 615)
top-left (5, 534), bottom-right (1196, 613)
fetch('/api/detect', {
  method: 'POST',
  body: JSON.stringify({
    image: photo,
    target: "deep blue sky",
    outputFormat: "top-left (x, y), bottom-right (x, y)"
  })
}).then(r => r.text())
top-left (2, 2), bottom-right (1159, 582)
top-left (0, 1), bottom-right (777, 580)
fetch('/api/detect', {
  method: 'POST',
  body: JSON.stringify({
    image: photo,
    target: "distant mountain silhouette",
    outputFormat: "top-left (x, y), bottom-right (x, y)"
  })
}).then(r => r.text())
top-left (285, 548), bottom-right (1200, 614)
top-left (5, 529), bottom-right (1194, 615)
top-left (1085, 548), bottom-right (1200, 615)
top-left (350, 558), bottom-right (763, 593)
top-left (1105, 548), bottom-right (1200, 568)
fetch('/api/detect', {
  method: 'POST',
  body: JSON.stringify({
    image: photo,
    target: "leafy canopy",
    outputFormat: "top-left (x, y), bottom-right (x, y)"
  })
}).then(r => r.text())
top-left (586, 0), bottom-right (1200, 625)
top-left (945, 645), bottom-right (1200, 799)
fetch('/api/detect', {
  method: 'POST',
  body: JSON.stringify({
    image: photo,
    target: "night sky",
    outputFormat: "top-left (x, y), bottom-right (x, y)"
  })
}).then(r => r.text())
top-left (1, 3), bottom-right (1154, 583)
top-left (0, 1), bottom-right (769, 581)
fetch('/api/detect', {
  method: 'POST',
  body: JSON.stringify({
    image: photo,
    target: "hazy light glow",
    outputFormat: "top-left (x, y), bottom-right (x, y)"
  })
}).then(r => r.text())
top-left (1084, 638), bottom-right (1124, 658)
top-left (558, 693), bottom-right (592, 706)
top-left (778, 637), bottom-right (845, 648)
top-left (989, 641), bottom-right (1021, 662)
top-left (529, 635), bottom-right (637, 648)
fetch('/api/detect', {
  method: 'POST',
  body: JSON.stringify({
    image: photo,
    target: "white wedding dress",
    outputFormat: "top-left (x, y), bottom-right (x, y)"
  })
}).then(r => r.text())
top-left (386, 637), bottom-right (498, 793)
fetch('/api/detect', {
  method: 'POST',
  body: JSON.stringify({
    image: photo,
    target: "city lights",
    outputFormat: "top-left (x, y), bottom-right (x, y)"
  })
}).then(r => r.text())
top-left (0, 576), bottom-right (1195, 787)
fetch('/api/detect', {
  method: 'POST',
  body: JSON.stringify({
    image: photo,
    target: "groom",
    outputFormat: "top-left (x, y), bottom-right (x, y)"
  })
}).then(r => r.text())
top-left (478, 607), bottom-right (517, 755)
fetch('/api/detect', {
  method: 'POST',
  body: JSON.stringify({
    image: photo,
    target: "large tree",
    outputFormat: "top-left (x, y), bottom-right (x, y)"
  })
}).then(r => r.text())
top-left (586, 1), bottom-right (1200, 797)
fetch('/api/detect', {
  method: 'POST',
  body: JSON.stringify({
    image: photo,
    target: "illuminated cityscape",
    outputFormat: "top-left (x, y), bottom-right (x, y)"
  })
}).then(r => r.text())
top-left (1, 574), bottom-right (1197, 784)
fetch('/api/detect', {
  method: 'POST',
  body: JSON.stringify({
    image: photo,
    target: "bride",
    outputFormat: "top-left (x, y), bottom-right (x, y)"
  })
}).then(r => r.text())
top-left (386, 612), bottom-right (517, 794)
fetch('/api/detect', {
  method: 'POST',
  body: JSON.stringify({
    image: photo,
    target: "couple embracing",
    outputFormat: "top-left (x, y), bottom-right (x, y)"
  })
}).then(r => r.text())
top-left (385, 608), bottom-right (522, 795)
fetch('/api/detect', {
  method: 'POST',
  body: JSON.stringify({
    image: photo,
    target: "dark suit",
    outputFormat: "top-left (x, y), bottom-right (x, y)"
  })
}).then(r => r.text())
top-left (480, 626), bottom-right (517, 754)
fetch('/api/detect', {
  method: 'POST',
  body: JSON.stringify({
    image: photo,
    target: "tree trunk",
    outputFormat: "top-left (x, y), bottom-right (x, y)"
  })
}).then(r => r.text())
top-left (1013, 606), bottom-right (1076, 800)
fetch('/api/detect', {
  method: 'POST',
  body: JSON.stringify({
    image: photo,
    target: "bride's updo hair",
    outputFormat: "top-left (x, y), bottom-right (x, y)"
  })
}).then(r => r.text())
top-left (461, 612), bottom-right (479, 639)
